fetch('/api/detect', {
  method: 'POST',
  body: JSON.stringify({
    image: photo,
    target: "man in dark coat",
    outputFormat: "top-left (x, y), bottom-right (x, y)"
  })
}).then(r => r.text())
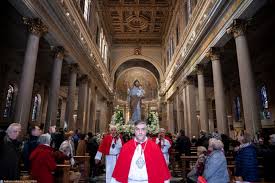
top-left (0, 123), bottom-right (22, 180)
top-left (235, 132), bottom-right (259, 182)
top-left (22, 125), bottom-right (41, 170)
top-left (87, 132), bottom-right (99, 178)
top-left (175, 129), bottom-right (191, 159)
top-left (262, 134), bottom-right (275, 181)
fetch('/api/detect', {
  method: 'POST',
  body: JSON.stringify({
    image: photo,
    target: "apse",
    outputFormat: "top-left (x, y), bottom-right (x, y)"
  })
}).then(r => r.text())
top-left (115, 67), bottom-right (158, 102)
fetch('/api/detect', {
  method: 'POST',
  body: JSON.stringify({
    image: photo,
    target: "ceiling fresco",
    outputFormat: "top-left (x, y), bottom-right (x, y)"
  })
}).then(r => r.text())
top-left (115, 67), bottom-right (158, 101)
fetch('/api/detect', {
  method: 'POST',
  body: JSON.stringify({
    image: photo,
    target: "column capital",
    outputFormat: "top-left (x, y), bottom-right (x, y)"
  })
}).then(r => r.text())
top-left (206, 47), bottom-right (221, 61)
top-left (195, 64), bottom-right (205, 75)
top-left (53, 46), bottom-right (65, 60)
top-left (23, 18), bottom-right (48, 37)
top-left (69, 63), bottom-right (78, 73)
top-left (79, 74), bottom-right (89, 83)
top-left (184, 75), bottom-right (195, 85)
top-left (226, 19), bottom-right (247, 38)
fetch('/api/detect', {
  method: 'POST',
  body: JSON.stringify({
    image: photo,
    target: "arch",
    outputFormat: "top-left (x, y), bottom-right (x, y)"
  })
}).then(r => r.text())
top-left (111, 55), bottom-right (164, 82)
top-left (115, 67), bottom-right (159, 102)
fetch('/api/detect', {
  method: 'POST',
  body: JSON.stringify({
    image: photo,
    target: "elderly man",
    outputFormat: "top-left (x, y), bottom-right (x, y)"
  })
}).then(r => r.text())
top-left (0, 123), bottom-right (22, 180)
top-left (111, 120), bottom-right (171, 183)
top-left (154, 128), bottom-right (172, 165)
top-left (95, 125), bottom-right (123, 183)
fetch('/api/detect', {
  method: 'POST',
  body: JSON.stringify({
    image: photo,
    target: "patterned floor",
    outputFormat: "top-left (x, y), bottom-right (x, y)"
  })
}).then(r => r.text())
top-left (90, 175), bottom-right (183, 183)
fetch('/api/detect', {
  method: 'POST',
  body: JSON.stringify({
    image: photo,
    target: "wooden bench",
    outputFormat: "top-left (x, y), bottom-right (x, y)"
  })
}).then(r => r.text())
top-left (55, 160), bottom-right (71, 183)
top-left (180, 155), bottom-right (266, 182)
top-left (170, 149), bottom-right (183, 177)
top-left (73, 153), bottom-right (90, 182)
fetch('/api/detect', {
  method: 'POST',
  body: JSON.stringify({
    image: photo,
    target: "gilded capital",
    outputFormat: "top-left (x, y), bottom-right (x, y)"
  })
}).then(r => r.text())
top-left (226, 19), bottom-right (247, 38)
top-left (206, 47), bottom-right (220, 61)
top-left (23, 18), bottom-right (48, 37)
top-left (53, 46), bottom-right (65, 60)
top-left (196, 64), bottom-right (204, 75)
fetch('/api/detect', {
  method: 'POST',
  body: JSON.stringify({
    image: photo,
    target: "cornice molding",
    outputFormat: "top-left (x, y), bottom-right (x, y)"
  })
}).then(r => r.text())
top-left (18, 0), bottom-right (113, 95)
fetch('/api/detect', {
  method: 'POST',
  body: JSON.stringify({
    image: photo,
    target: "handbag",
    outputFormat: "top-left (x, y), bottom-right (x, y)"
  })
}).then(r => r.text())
top-left (197, 176), bottom-right (207, 183)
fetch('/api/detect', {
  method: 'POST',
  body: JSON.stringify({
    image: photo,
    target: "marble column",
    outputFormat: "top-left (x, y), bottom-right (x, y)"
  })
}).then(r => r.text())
top-left (227, 19), bottom-right (260, 135)
top-left (207, 47), bottom-right (228, 135)
top-left (85, 85), bottom-right (92, 133)
top-left (45, 47), bottom-right (64, 130)
top-left (176, 92), bottom-right (182, 131)
top-left (76, 75), bottom-right (88, 132)
top-left (65, 64), bottom-right (78, 130)
top-left (89, 86), bottom-right (97, 133)
top-left (196, 65), bottom-right (209, 132)
top-left (185, 77), bottom-right (198, 137)
top-left (14, 18), bottom-right (47, 134)
top-left (167, 100), bottom-right (174, 133)
top-left (182, 87), bottom-right (189, 136)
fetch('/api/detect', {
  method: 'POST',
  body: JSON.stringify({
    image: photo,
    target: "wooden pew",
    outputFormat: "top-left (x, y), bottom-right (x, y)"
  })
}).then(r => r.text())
top-left (73, 153), bottom-right (90, 182)
top-left (169, 149), bottom-right (183, 177)
top-left (180, 155), bottom-right (266, 182)
top-left (55, 160), bottom-right (70, 183)
top-left (180, 155), bottom-right (198, 182)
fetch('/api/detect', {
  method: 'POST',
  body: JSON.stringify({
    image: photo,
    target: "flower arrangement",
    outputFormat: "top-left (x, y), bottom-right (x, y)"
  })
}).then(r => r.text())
top-left (111, 106), bottom-right (125, 125)
top-left (108, 106), bottom-right (160, 137)
top-left (146, 111), bottom-right (160, 135)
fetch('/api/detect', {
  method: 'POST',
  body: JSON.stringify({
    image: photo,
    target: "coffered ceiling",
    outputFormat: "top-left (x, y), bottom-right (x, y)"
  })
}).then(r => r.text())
top-left (98, 0), bottom-right (174, 45)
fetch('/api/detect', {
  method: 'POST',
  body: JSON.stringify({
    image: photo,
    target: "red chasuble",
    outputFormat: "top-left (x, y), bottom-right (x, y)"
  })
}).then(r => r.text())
top-left (112, 139), bottom-right (171, 183)
top-left (98, 134), bottom-right (123, 155)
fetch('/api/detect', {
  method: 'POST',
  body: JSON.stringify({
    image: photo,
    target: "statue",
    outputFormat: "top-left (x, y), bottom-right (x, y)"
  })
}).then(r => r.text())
top-left (128, 80), bottom-right (145, 123)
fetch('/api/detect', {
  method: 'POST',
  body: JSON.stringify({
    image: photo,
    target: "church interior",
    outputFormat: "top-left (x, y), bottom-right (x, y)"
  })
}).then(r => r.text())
top-left (1, 0), bottom-right (275, 182)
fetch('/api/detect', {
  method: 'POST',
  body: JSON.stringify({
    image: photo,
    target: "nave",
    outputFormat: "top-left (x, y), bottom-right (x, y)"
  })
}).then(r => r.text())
top-left (1, 0), bottom-right (275, 182)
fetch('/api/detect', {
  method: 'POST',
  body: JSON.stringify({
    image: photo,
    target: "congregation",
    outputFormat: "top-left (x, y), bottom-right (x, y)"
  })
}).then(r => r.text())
top-left (1, 122), bottom-right (275, 183)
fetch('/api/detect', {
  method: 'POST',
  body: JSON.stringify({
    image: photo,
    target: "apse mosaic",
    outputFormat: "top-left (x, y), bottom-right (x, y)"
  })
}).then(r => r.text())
top-left (116, 68), bottom-right (158, 101)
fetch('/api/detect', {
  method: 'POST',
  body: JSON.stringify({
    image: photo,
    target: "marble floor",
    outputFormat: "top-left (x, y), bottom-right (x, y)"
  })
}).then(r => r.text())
top-left (89, 175), bottom-right (183, 183)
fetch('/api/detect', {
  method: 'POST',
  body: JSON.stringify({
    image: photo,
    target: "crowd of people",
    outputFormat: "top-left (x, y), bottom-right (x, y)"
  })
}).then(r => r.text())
top-left (0, 123), bottom-right (99, 182)
top-left (0, 121), bottom-right (275, 183)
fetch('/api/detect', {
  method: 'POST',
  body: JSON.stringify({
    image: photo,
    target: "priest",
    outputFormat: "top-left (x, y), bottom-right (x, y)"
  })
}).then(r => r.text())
top-left (153, 128), bottom-right (172, 165)
top-left (95, 125), bottom-right (123, 183)
top-left (110, 120), bottom-right (171, 183)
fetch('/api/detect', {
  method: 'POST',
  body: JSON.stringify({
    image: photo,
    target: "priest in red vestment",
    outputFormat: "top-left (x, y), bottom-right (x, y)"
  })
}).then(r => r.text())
top-left (153, 128), bottom-right (172, 165)
top-left (110, 120), bottom-right (171, 183)
top-left (95, 125), bottom-right (123, 183)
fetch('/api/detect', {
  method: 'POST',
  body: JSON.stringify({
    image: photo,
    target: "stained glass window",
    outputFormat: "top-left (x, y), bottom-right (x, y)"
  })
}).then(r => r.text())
top-left (3, 85), bottom-right (14, 118)
top-left (234, 96), bottom-right (241, 121)
top-left (260, 85), bottom-right (271, 119)
top-left (31, 94), bottom-right (40, 122)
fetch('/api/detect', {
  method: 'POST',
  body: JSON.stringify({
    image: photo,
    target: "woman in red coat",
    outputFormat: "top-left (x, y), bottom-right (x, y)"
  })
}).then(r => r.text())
top-left (30, 134), bottom-right (56, 183)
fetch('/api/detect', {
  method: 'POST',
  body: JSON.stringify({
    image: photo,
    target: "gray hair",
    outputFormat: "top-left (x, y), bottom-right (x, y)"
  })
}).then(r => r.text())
top-left (209, 138), bottom-right (224, 150)
top-left (6, 123), bottom-right (21, 134)
top-left (241, 132), bottom-right (252, 144)
top-left (38, 134), bottom-right (51, 145)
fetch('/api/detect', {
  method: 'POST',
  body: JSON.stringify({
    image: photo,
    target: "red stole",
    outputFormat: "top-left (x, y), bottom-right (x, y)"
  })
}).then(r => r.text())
top-left (112, 139), bottom-right (171, 183)
top-left (98, 134), bottom-right (123, 155)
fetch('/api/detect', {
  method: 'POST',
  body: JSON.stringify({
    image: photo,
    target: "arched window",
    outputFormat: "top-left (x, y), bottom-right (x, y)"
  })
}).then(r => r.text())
top-left (234, 96), bottom-right (241, 122)
top-left (31, 94), bottom-right (41, 122)
top-left (260, 85), bottom-right (271, 119)
top-left (3, 85), bottom-right (14, 118)
top-left (83, 0), bottom-right (90, 21)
